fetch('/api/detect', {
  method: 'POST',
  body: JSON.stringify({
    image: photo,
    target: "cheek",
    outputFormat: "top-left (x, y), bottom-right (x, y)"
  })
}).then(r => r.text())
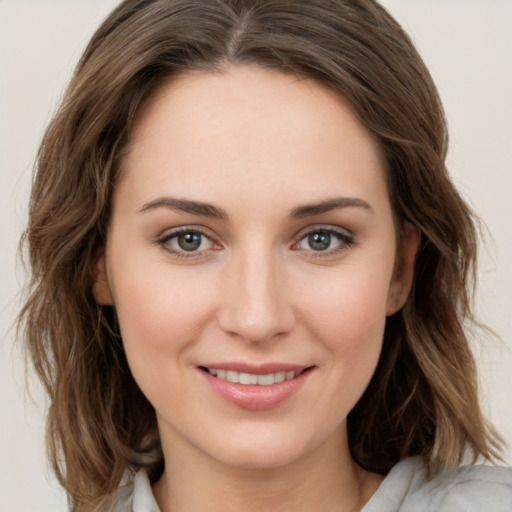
top-left (108, 254), bottom-right (218, 378)
top-left (296, 267), bottom-right (391, 392)
top-left (299, 267), bottom-right (391, 344)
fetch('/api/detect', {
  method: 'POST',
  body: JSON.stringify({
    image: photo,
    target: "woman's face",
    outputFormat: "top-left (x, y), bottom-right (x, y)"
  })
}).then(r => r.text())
top-left (94, 66), bottom-right (417, 470)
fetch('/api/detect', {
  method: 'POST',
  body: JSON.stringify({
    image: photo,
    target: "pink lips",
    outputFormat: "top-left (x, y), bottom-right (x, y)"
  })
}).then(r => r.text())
top-left (199, 363), bottom-right (314, 411)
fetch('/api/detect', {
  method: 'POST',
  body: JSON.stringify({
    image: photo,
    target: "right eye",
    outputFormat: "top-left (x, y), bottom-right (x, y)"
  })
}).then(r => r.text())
top-left (158, 228), bottom-right (216, 257)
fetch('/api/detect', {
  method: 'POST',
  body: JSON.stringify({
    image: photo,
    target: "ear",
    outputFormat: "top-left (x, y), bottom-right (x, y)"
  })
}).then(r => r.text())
top-left (92, 254), bottom-right (114, 305)
top-left (386, 224), bottom-right (420, 316)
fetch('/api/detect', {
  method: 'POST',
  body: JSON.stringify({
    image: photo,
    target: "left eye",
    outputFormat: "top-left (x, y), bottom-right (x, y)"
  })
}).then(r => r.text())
top-left (163, 230), bottom-right (214, 253)
top-left (296, 229), bottom-right (351, 252)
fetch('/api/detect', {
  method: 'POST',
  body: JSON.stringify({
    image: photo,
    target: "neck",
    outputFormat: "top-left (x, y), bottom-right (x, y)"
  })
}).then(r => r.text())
top-left (152, 425), bottom-right (382, 512)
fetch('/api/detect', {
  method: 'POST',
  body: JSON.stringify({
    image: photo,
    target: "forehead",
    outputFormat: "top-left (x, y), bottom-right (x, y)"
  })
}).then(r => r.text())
top-left (117, 65), bottom-right (389, 216)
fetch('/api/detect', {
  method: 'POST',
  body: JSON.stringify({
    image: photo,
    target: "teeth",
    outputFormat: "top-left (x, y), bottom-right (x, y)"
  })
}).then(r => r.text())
top-left (207, 368), bottom-right (299, 385)
top-left (274, 371), bottom-right (286, 383)
top-left (239, 373), bottom-right (258, 385)
top-left (257, 374), bottom-right (274, 386)
top-left (226, 370), bottom-right (239, 383)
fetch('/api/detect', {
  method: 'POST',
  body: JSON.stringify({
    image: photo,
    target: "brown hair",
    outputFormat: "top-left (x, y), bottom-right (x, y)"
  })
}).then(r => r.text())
top-left (19, 0), bottom-right (503, 509)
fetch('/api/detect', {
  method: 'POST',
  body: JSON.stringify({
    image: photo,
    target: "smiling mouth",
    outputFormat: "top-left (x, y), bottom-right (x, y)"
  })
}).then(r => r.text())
top-left (199, 367), bottom-right (313, 386)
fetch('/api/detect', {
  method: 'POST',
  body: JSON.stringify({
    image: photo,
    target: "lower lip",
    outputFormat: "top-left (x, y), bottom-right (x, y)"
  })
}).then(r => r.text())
top-left (200, 369), bottom-right (313, 411)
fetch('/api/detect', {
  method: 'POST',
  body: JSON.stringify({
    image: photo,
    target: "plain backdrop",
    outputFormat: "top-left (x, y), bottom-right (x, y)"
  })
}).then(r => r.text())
top-left (1, 1), bottom-right (511, 510)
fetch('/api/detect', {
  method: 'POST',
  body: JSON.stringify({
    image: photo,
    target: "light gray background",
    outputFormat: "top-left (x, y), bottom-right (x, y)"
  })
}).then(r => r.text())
top-left (1, 1), bottom-right (511, 510)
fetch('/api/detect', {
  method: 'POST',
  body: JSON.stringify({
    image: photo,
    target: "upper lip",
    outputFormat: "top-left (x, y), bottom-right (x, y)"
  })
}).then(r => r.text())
top-left (199, 362), bottom-right (313, 374)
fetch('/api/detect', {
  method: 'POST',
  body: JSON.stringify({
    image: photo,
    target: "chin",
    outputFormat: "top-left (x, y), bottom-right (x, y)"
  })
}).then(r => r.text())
top-left (213, 444), bottom-right (307, 470)
top-left (198, 423), bottom-right (333, 471)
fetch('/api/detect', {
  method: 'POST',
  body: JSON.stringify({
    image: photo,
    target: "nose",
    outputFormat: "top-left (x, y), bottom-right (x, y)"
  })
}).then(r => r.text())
top-left (217, 247), bottom-right (296, 344)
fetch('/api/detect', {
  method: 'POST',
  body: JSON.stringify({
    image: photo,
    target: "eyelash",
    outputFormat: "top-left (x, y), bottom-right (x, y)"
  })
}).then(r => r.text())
top-left (155, 226), bottom-right (355, 259)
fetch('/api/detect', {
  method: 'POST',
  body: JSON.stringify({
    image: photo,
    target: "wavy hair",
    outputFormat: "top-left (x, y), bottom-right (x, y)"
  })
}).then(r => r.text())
top-left (19, 0), bottom-right (503, 509)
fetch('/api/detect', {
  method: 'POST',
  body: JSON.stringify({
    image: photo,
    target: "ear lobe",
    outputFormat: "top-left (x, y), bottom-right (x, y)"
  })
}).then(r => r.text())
top-left (386, 224), bottom-right (420, 316)
top-left (92, 254), bottom-right (114, 305)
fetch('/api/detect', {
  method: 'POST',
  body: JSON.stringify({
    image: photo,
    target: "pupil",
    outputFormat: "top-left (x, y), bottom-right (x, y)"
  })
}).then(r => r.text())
top-left (178, 232), bottom-right (201, 251)
top-left (309, 232), bottom-right (331, 251)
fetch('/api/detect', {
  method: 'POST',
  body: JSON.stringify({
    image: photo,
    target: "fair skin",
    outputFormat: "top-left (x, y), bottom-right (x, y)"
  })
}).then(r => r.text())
top-left (94, 65), bottom-right (418, 512)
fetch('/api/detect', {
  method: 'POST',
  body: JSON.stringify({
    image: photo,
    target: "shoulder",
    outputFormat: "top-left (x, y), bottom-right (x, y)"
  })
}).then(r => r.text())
top-left (363, 456), bottom-right (512, 512)
top-left (109, 469), bottom-right (161, 512)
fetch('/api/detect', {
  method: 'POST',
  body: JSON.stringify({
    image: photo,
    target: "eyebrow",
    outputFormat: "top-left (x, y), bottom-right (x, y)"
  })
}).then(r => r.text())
top-left (289, 197), bottom-right (373, 218)
top-left (139, 196), bottom-right (372, 219)
top-left (139, 197), bottom-right (228, 219)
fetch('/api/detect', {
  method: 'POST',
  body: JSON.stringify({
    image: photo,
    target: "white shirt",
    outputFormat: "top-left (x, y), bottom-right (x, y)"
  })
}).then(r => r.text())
top-left (110, 456), bottom-right (512, 511)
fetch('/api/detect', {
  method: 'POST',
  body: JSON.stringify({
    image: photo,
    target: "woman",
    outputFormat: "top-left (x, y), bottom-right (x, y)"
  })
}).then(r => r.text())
top-left (19, 0), bottom-right (512, 510)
